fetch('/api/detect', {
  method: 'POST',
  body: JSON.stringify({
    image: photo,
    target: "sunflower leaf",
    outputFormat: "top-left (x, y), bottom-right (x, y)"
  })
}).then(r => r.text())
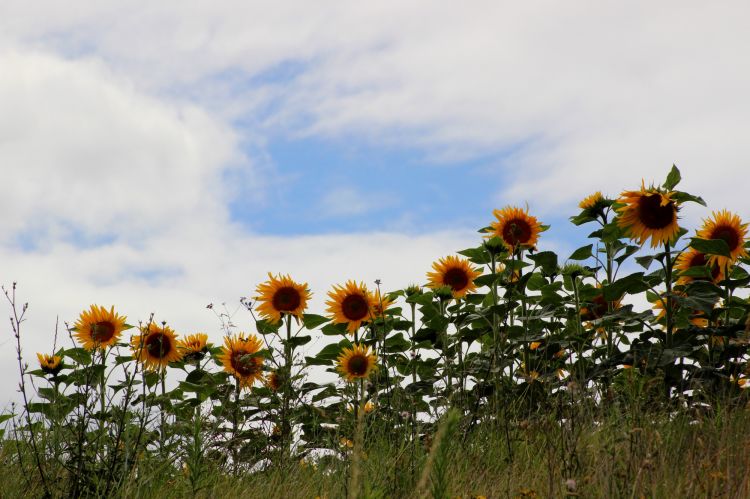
top-left (663, 164), bottom-right (681, 190)
top-left (671, 191), bottom-right (707, 206)
top-left (302, 314), bottom-right (329, 329)
top-left (569, 244), bottom-right (593, 261)
top-left (604, 273), bottom-right (648, 301)
top-left (63, 348), bottom-right (91, 365)
top-left (321, 323), bottom-right (348, 336)
top-left (690, 238), bottom-right (731, 258)
top-left (528, 251), bottom-right (558, 275)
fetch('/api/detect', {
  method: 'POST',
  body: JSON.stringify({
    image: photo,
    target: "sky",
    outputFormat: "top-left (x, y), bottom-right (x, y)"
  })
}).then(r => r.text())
top-left (2, 1), bottom-right (750, 406)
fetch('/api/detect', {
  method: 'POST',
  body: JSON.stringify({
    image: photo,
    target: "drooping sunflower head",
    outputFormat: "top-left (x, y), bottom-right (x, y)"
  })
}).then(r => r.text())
top-left (370, 290), bottom-right (395, 319)
top-left (336, 343), bottom-right (378, 382)
top-left (255, 273), bottom-right (312, 324)
top-left (73, 305), bottom-right (129, 351)
top-left (696, 209), bottom-right (748, 268)
top-left (489, 206), bottom-right (543, 252)
top-left (131, 323), bottom-right (183, 371)
top-left (218, 333), bottom-right (265, 389)
top-left (325, 281), bottom-right (375, 334)
top-left (616, 183), bottom-right (680, 248)
top-left (426, 255), bottom-right (482, 299)
top-left (675, 249), bottom-right (724, 286)
top-left (36, 353), bottom-right (62, 376)
top-left (178, 333), bottom-right (211, 362)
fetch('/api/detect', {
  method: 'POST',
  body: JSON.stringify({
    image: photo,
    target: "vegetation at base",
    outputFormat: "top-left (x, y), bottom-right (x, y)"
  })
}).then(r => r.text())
top-left (2, 165), bottom-right (750, 498)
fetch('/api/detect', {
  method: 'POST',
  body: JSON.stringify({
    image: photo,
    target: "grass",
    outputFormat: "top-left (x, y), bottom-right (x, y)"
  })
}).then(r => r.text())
top-left (3, 405), bottom-right (749, 498)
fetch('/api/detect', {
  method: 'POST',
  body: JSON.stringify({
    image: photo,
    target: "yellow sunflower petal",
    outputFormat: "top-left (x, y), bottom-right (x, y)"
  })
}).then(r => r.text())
top-left (325, 281), bottom-right (375, 335)
top-left (131, 323), bottom-right (183, 371)
top-left (255, 273), bottom-right (312, 324)
top-left (616, 186), bottom-right (680, 248)
top-left (217, 333), bottom-right (265, 389)
top-left (488, 206), bottom-right (543, 252)
top-left (426, 255), bottom-right (482, 299)
top-left (73, 305), bottom-right (128, 351)
top-left (336, 343), bottom-right (378, 382)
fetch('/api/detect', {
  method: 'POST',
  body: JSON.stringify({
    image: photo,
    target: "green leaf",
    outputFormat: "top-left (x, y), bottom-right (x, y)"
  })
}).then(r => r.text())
top-left (663, 164), bottom-right (681, 190)
top-left (255, 319), bottom-right (281, 335)
top-left (384, 333), bottom-right (410, 353)
top-left (603, 273), bottom-right (649, 301)
top-left (528, 251), bottom-right (558, 275)
top-left (286, 335), bottom-right (312, 348)
top-left (670, 191), bottom-right (706, 206)
top-left (568, 244), bottom-right (593, 261)
top-left (63, 348), bottom-right (91, 365)
top-left (526, 273), bottom-right (547, 291)
top-left (321, 323), bottom-right (348, 336)
top-left (690, 238), bottom-right (731, 258)
top-left (635, 255), bottom-right (654, 270)
top-left (302, 314), bottom-right (329, 329)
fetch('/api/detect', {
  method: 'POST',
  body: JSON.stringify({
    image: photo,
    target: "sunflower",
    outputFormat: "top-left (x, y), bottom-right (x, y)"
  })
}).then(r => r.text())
top-left (675, 249), bottom-right (724, 285)
top-left (178, 333), bottom-right (211, 362)
top-left (326, 281), bottom-right (375, 334)
top-left (336, 343), bottom-right (378, 382)
top-left (696, 209), bottom-right (748, 268)
top-left (426, 255), bottom-right (482, 299)
top-left (488, 206), bottom-right (543, 252)
top-left (131, 323), bottom-right (183, 371)
top-left (580, 287), bottom-right (622, 321)
top-left (370, 290), bottom-right (395, 318)
top-left (652, 293), bottom-right (708, 328)
top-left (218, 333), bottom-right (265, 389)
top-left (36, 353), bottom-right (62, 376)
top-left (73, 305), bottom-right (129, 351)
top-left (579, 191), bottom-right (606, 210)
top-left (265, 370), bottom-right (283, 392)
top-left (616, 183), bottom-right (680, 248)
top-left (255, 273), bottom-right (312, 324)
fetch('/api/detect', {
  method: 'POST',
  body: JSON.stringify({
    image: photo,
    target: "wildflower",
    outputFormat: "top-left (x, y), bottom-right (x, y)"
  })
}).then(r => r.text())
top-left (73, 305), bottom-right (128, 351)
top-left (336, 343), bottom-right (377, 382)
top-left (255, 273), bottom-right (311, 324)
top-left (426, 255), bottom-right (481, 299)
top-left (131, 323), bottom-right (183, 371)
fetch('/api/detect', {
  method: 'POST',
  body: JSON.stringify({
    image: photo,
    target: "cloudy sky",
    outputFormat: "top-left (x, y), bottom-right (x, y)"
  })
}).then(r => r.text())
top-left (2, 1), bottom-right (749, 405)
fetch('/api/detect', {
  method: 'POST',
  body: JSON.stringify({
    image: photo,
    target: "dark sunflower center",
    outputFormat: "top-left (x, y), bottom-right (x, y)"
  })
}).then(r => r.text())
top-left (502, 219), bottom-right (532, 246)
top-left (231, 351), bottom-right (261, 377)
top-left (91, 321), bottom-right (116, 342)
top-left (346, 354), bottom-right (369, 376)
top-left (591, 295), bottom-right (608, 319)
top-left (145, 333), bottom-right (172, 359)
top-left (637, 193), bottom-right (675, 229)
top-left (341, 294), bottom-right (369, 321)
top-left (711, 226), bottom-right (740, 252)
top-left (443, 267), bottom-right (469, 291)
top-left (272, 287), bottom-right (302, 312)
